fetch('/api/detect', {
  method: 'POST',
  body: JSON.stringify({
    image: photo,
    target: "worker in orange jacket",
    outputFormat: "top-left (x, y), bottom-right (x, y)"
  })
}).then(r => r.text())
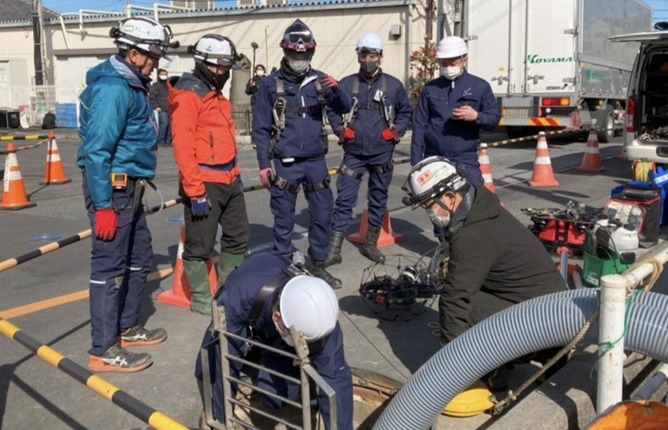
top-left (170, 34), bottom-right (250, 315)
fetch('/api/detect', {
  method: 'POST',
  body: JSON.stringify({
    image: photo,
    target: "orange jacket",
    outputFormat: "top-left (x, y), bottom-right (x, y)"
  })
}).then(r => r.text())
top-left (169, 74), bottom-right (239, 198)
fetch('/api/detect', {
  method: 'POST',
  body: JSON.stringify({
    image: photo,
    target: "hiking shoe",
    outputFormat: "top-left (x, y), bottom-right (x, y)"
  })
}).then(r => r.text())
top-left (119, 325), bottom-right (167, 348)
top-left (88, 344), bottom-right (152, 373)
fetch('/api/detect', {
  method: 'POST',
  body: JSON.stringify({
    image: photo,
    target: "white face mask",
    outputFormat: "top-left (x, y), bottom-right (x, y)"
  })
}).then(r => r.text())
top-left (428, 206), bottom-right (451, 228)
top-left (256, 69), bottom-right (265, 77)
top-left (159, 75), bottom-right (168, 81)
top-left (288, 60), bottom-right (310, 74)
top-left (273, 317), bottom-right (295, 347)
top-left (440, 66), bottom-right (463, 80)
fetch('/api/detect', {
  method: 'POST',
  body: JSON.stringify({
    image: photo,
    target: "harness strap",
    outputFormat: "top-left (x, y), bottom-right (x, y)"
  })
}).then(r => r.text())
top-left (339, 164), bottom-right (364, 180)
top-left (273, 176), bottom-right (301, 194)
top-left (368, 161), bottom-right (394, 175)
top-left (284, 105), bottom-right (321, 115)
top-left (303, 176), bottom-right (331, 193)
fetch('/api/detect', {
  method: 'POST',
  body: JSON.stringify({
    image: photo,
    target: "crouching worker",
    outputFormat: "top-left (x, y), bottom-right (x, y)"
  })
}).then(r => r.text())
top-left (403, 157), bottom-right (566, 397)
top-left (195, 252), bottom-right (353, 430)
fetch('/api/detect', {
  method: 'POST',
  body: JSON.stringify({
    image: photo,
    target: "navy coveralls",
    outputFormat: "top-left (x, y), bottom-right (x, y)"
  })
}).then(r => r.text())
top-left (328, 71), bottom-right (412, 233)
top-left (411, 71), bottom-right (500, 185)
top-left (253, 69), bottom-right (351, 261)
top-left (196, 252), bottom-right (353, 430)
top-left (77, 56), bottom-right (157, 356)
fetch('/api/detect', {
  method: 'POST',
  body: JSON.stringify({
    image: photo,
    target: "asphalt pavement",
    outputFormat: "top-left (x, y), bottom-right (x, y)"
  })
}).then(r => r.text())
top-left (0, 127), bottom-right (650, 429)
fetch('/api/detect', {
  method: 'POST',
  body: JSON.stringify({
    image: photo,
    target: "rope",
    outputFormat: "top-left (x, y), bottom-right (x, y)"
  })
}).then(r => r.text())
top-left (491, 309), bottom-right (600, 415)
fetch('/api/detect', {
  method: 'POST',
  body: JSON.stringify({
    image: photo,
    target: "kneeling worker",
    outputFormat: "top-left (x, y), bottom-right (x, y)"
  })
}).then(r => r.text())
top-left (196, 252), bottom-right (353, 430)
top-left (403, 156), bottom-right (566, 391)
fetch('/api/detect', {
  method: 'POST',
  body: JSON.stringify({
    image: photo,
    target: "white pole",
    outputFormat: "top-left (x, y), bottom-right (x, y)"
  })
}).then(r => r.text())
top-left (597, 273), bottom-right (628, 413)
top-left (631, 363), bottom-right (668, 401)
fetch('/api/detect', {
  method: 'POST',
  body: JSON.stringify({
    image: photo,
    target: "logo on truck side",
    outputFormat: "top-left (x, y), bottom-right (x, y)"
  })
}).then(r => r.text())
top-left (527, 54), bottom-right (573, 64)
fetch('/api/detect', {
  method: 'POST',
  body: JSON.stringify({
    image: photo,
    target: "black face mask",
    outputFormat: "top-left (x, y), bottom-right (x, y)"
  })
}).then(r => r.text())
top-left (360, 61), bottom-right (379, 76)
top-left (214, 71), bottom-right (230, 91)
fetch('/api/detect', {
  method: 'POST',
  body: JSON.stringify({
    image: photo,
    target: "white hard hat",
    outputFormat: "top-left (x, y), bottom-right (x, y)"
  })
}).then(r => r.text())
top-left (280, 275), bottom-right (339, 342)
top-left (436, 36), bottom-right (468, 59)
top-left (356, 33), bottom-right (384, 55)
top-left (111, 17), bottom-right (178, 60)
top-left (403, 156), bottom-right (467, 208)
top-left (190, 34), bottom-right (238, 67)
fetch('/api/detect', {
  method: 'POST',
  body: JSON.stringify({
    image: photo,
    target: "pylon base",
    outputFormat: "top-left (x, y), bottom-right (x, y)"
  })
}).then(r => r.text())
top-left (347, 210), bottom-right (403, 247)
top-left (576, 166), bottom-right (604, 173)
top-left (156, 288), bottom-right (192, 309)
top-left (529, 180), bottom-right (560, 188)
top-left (0, 201), bottom-right (37, 211)
top-left (39, 178), bottom-right (72, 185)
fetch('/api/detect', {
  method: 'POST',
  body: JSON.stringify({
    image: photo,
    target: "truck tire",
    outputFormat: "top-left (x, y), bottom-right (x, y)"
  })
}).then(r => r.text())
top-left (597, 107), bottom-right (615, 143)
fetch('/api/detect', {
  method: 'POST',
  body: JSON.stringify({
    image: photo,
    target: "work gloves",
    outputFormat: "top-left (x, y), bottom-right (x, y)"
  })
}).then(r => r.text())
top-left (191, 195), bottom-right (210, 218)
top-left (95, 208), bottom-right (118, 241)
top-left (259, 167), bottom-right (274, 188)
top-left (381, 127), bottom-right (397, 141)
top-left (341, 127), bottom-right (355, 141)
top-left (318, 75), bottom-right (339, 91)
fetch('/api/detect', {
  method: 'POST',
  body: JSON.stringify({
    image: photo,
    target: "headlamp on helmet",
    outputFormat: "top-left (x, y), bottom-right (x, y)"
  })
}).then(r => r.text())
top-left (188, 34), bottom-right (239, 68)
top-left (402, 156), bottom-right (467, 209)
top-left (110, 17), bottom-right (179, 60)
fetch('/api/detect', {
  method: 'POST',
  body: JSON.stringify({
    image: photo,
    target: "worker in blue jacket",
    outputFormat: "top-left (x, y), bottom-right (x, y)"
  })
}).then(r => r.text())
top-left (253, 19), bottom-right (352, 290)
top-left (196, 252), bottom-right (353, 430)
top-left (411, 36), bottom-right (500, 186)
top-left (77, 17), bottom-right (178, 373)
top-left (325, 33), bottom-right (412, 267)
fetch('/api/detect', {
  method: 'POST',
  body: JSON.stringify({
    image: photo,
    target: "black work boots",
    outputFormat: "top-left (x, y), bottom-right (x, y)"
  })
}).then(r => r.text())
top-left (311, 260), bottom-right (342, 290)
top-left (360, 225), bottom-right (385, 264)
top-left (324, 231), bottom-right (346, 267)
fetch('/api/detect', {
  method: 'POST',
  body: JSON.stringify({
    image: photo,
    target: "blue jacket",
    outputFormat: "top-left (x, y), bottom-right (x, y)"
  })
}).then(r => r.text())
top-left (196, 252), bottom-right (353, 430)
top-left (253, 69), bottom-right (352, 169)
top-left (77, 56), bottom-right (157, 209)
top-left (410, 71), bottom-right (500, 166)
top-left (329, 70), bottom-right (412, 156)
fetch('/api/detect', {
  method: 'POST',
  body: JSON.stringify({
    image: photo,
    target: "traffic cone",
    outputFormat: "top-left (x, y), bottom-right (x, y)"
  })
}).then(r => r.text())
top-left (40, 132), bottom-right (71, 185)
top-left (1, 143), bottom-right (36, 211)
top-left (529, 132), bottom-right (560, 187)
top-left (478, 143), bottom-right (495, 193)
top-left (347, 209), bottom-right (404, 247)
top-left (576, 128), bottom-right (604, 173)
top-left (157, 224), bottom-right (217, 309)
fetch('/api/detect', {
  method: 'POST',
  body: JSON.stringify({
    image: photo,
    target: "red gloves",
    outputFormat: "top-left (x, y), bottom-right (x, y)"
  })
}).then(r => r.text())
top-left (259, 167), bottom-right (274, 187)
top-left (341, 127), bottom-right (355, 141)
top-left (382, 128), bottom-right (397, 141)
top-left (318, 75), bottom-right (339, 90)
top-left (95, 208), bottom-right (118, 241)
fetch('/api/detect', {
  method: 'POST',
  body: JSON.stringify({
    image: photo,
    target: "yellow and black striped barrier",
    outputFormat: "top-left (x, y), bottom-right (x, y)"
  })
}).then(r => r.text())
top-left (0, 317), bottom-right (188, 430)
top-left (0, 197), bottom-right (182, 273)
top-left (0, 133), bottom-right (52, 154)
top-left (0, 133), bottom-right (51, 141)
top-left (485, 128), bottom-right (581, 148)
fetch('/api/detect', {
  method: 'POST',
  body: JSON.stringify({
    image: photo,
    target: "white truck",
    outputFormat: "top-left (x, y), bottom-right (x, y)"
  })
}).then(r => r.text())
top-left (458, 0), bottom-right (652, 142)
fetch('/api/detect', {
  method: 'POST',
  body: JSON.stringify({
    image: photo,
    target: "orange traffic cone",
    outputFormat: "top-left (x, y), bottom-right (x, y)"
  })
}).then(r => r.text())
top-left (40, 133), bottom-right (71, 185)
top-left (1, 143), bottom-right (36, 211)
top-left (529, 132), bottom-right (560, 188)
top-left (347, 209), bottom-right (403, 247)
top-left (576, 129), bottom-right (604, 173)
top-left (157, 224), bottom-right (217, 309)
top-left (478, 143), bottom-right (496, 193)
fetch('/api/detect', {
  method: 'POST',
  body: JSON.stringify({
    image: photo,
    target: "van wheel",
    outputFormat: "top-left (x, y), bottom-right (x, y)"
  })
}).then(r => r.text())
top-left (597, 109), bottom-right (615, 143)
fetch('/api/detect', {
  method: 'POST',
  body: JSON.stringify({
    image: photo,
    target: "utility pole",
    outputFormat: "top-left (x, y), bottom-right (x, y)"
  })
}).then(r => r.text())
top-left (425, 0), bottom-right (434, 48)
top-left (32, 0), bottom-right (44, 85)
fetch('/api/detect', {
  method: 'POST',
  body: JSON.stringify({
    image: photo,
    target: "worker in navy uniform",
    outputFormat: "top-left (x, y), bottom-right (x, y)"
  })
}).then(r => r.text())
top-left (325, 33), bottom-right (412, 267)
top-left (196, 252), bottom-right (353, 430)
top-left (252, 19), bottom-right (352, 290)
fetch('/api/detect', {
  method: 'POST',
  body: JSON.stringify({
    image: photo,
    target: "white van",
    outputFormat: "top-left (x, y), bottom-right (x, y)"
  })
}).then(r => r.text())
top-left (613, 26), bottom-right (668, 165)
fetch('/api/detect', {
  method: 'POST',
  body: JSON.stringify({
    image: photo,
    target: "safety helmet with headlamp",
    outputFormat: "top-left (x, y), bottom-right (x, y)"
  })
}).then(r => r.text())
top-left (189, 34), bottom-right (239, 68)
top-left (110, 17), bottom-right (179, 60)
top-left (402, 156), bottom-right (467, 208)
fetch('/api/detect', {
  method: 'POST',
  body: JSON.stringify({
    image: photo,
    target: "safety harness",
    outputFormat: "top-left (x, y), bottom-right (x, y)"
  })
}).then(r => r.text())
top-left (339, 161), bottom-right (393, 181)
top-left (343, 74), bottom-right (393, 129)
top-left (269, 75), bottom-right (332, 194)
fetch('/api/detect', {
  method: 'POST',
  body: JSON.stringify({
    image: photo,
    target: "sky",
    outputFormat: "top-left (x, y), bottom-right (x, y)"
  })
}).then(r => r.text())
top-left (41, 0), bottom-right (668, 26)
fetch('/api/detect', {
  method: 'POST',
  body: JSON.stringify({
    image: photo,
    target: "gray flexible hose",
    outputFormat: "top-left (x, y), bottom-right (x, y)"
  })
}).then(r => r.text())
top-left (373, 289), bottom-right (668, 430)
